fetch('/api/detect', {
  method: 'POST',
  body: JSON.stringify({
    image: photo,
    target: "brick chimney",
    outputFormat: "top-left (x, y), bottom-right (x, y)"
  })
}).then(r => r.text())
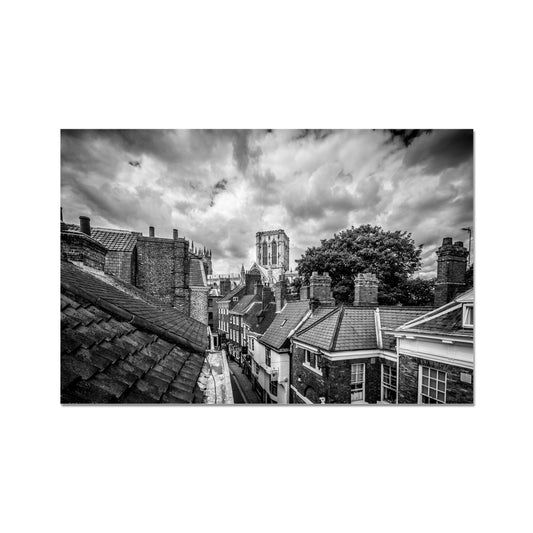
top-left (79, 216), bottom-right (91, 236)
top-left (219, 278), bottom-right (232, 296)
top-left (274, 277), bottom-right (287, 312)
top-left (434, 237), bottom-right (468, 307)
top-left (61, 215), bottom-right (106, 270)
top-left (309, 271), bottom-right (335, 305)
top-left (254, 281), bottom-right (263, 299)
top-left (149, 226), bottom-right (155, 237)
top-left (245, 270), bottom-right (262, 295)
top-left (353, 273), bottom-right (378, 306)
top-left (173, 228), bottom-right (179, 240)
top-left (261, 286), bottom-right (274, 310)
top-left (300, 285), bottom-right (310, 300)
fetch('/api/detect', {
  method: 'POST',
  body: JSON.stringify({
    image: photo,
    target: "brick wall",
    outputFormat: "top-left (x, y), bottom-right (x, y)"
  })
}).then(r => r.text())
top-left (434, 238), bottom-right (468, 307)
top-left (61, 232), bottom-right (106, 271)
top-left (291, 345), bottom-right (386, 404)
top-left (190, 287), bottom-right (208, 325)
top-left (104, 250), bottom-right (135, 284)
top-left (135, 236), bottom-right (189, 313)
top-left (398, 353), bottom-right (474, 404)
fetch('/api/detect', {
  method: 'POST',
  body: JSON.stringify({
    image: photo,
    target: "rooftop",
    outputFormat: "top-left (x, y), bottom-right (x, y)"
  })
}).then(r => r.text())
top-left (260, 300), bottom-right (311, 351)
top-left (294, 305), bottom-right (433, 352)
top-left (61, 261), bottom-right (209, 403)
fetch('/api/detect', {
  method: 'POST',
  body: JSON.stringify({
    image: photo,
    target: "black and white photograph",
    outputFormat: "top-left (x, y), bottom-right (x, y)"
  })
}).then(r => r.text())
top-left (4, 2), bottom-right (532, 532)
top-left (61, 129), bottom-right (474, 405)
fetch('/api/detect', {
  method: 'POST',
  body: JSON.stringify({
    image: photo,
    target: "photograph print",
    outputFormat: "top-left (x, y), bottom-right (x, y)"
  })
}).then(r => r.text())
top-left (60, 129), bottom-right (474, 405)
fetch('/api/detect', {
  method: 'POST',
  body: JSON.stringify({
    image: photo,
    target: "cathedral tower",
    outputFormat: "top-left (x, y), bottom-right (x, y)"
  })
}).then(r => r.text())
top-left (255, 230), bottom-right (290, 276)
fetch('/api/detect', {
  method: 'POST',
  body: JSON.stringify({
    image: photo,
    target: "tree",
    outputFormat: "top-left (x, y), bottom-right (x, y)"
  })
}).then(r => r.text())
top-left (296, 224), bottom-right (423, 305)
top-left (399, 277), bottom-right (435, 306)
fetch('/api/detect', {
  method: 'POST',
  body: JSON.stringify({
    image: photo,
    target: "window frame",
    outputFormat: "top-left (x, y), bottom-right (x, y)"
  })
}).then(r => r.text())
top-left (418, 365), bottom-right (447, 404)
top-left (350, 363), bottom-right (365, 403)
top-left (462, 304), bottom-right (474, 328)
top-left (303, 349), bottom-right (322, 376)
top-left (381, 364), bottom-right (397, 404)
top-left (265, 348), bottom-right (271, 367)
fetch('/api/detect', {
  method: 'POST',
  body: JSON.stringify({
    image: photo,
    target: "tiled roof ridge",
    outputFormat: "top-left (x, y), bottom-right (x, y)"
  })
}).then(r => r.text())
top-left (61, 274), bottom-right (206, 354)
top-left (295, 305), bottom-right (339, 337)
top-left (330, 305), bottom-right (345, 351)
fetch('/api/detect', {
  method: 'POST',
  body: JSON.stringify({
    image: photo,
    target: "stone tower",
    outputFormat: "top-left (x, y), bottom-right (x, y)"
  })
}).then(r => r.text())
top-left (256, 230), bottom-right (290, 277)
top-left (434, 237), bottom-right (469, 308)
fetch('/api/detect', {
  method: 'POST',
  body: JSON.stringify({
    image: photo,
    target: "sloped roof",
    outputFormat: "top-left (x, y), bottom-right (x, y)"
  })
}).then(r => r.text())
top-left (244, 301), bottom-right (278, 335)
top-left (396, 289), bottom-right (473, 338)
top-left (219, 283), bottom-right (246, 303)
top-left (294, 305), bottom-right (432, 352)
top-left (294, 306), bottom-right (378, 351)
top-left (61, 292), bottom-right (206, 403)
top-left (260, 300), bottom-right (311, 351)
top-left (62, 261), bottom-right (207, 352)
top-left (379, 306), bottom-right (433, 350)
top-left (62, 224), bottom-right (138, 252)
top-left (230, 294), bottom-right (258, 314)
top-left (189, 258), bottom-right (207, 287)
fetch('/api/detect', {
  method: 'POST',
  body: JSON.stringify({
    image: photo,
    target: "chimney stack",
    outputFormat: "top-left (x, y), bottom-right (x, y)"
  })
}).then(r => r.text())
top-left (274, 277), bottom-right (287, 313)
top-left (254, 281), bottom-right (264, 299)
top-left (149, 226), bottom-right (155, 237)
top-left (434, 237), bottom-right (468, 307)
top-left (173, 229), bottom-right (179, 240)
top-left (309, 271), bottom-right (335, 305)
top-left (262, 286), bottom-right (273, 310)
top-left (79, 216), bottom-right (91, 236)
top-left (353, 273), bottom-right (378, 306)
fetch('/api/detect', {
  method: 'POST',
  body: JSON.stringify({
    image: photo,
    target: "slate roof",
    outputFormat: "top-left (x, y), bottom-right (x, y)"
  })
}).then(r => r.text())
top-left (395, 289), bottom-right (473, 339)
top-left (189, 258), bottom-right (207, 287)
top-left (62, 224), bottom-right (138, 252)
top-left (379, 306), bottom-right (434, 350)
top-left (294, 305), bottom-right (432, 352)
top-left (260, 300), bottom-right (311, 351)
top-left (61, 261), bottom-right (209, 404)
top-left (230, 294), bottom-right (258, 314)
top-left (244, 301), bottom-right (278, 335)
top-left (219, 283), bottom-right (245, 303)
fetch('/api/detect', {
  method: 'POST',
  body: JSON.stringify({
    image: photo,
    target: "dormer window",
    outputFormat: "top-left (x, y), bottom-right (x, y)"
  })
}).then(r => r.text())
top-left (463, 304), bottom-right (474, 328)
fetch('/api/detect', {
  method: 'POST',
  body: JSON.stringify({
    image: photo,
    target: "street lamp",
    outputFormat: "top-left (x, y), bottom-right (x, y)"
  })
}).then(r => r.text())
top-left (462, 227), bottom-right (472, 267)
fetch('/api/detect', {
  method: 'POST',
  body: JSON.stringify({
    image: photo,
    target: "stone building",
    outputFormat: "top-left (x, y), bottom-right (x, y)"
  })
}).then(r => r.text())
top-left (256, 229), bottom-right (289, 278)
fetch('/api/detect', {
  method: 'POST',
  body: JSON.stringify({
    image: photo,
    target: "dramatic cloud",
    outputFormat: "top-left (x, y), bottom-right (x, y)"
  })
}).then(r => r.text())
top-left (61, 129), bottom-right (474, 277)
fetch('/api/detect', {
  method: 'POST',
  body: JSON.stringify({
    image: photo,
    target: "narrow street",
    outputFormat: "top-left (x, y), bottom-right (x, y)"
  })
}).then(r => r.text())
top-left (226, 355), bottom-right (261, 404)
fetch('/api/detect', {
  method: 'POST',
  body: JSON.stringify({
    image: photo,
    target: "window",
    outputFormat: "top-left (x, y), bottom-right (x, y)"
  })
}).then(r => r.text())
top-left (272, 241), bottom-right (277, 265)
top-left (270, 376), bottom-right (278, 396)
top-left (280, 319), bottom-right (287, 327)
top-left (419, 366), bottom-right (446, 404)
top-left (381, 364), bottom-right (397, 403)
top-left (233, 297), bottom-right (238, 302)
top-left (262, 242), bottom-right (268, 265)
top-left (251, 338), bottom-right (255, 351)
top-left (208, 312), bottom-right (213, 320)
top-left (304, 349), bottom-right (322, 374)
top-left (351, 363), bottom-right (365, 403)
top-left (463, 304), bottom-right (474, 328)
top-left (265, 348), bottom-right (271, 367)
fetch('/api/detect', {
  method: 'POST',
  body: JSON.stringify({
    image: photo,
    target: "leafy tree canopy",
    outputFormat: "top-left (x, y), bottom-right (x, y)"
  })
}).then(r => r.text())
top-left (296, 224), bottom-right (424, 305)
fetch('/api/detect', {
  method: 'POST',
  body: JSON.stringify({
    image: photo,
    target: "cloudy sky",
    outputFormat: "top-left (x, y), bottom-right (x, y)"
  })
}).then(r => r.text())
top-left (61, 129), bottom-right (474, 277)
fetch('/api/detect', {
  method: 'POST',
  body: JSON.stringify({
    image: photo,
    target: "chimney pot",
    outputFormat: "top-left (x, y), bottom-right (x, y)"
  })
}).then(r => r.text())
top-left (173, 229), bottom-right (179, 240)
top-left (149, 226), bottom-right (155, 237)
top-left (454, 241), bottom-right (463, 247)
top-left (353, 272), bottom-right (378, 306)
top-left (79, 216), bottom-right (91, 236)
